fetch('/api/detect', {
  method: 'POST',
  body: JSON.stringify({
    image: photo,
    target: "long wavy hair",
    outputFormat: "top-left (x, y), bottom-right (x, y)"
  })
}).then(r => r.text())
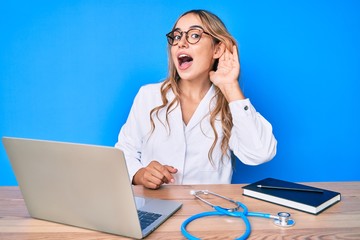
top-left (150, 9), bottom-right (238, 164)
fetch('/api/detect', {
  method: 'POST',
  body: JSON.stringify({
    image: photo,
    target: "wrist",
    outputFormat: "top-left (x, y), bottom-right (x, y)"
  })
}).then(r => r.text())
top-left (132, 168), bottom-right (145, 185)
top-left (219, 83), bottom-right (245, 102)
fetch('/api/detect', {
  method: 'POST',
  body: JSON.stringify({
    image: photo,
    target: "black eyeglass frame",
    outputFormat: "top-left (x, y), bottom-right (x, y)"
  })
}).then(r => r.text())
top-left (166, 27), bottom-right (211, 46)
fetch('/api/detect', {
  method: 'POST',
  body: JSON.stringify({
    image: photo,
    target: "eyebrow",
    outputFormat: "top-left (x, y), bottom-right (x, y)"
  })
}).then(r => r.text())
top-left (173, 25), bottom-right (205, 32)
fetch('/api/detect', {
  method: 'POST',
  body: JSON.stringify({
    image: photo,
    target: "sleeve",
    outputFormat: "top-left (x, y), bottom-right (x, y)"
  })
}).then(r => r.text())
top-left (115, 88), bottom-right (146, 182)
top-left (228, 98), bottom-right (277, 165)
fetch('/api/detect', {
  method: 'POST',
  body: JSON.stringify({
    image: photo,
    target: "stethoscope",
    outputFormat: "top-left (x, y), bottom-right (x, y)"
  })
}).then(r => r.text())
top-left (181, 190), bottom-right (295, 240)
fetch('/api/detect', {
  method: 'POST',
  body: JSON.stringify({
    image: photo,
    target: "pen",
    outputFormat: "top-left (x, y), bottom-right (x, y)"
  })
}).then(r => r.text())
top-left (257, 185), bottom-right (324, 193)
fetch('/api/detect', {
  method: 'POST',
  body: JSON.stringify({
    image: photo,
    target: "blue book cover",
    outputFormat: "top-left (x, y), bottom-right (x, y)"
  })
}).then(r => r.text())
top-left (242, 178), bottom-right (341, 214)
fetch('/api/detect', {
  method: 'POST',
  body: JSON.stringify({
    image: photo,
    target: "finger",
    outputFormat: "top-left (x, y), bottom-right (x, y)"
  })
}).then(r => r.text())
top-left (220, 48), bottom-right (226, 62)
top-left (166, 165), bottom-right (178, 173)
top-left (143, 169), bottom-right (165, 187)
top-left (154, 165), bottom-right (176, 184)
top-left (144, 180), bottom-right (161, 190)
top-left (141, 171), bottom-right (160, 189)
top-left (233, 45), bottom-right (239, 61)
top-left (164, 166), bottom-right (178, 183)
top-left (147, 166), bottom-right (167, 182)
top-left (141, 162), bottom-right (165, 182)
top-left (224, 46), bottom-right (230, 61)
top-left (146, 161), bottom-right (173, 184)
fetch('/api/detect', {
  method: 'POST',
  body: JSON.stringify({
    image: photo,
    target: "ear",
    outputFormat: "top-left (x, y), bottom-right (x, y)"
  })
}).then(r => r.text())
top-left (213, 42), bottom-right (225, 59)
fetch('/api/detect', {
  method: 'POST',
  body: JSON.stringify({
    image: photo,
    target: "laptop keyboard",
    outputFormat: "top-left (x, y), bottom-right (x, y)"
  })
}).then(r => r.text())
top-left (137, 210), bottom-right (162, 230)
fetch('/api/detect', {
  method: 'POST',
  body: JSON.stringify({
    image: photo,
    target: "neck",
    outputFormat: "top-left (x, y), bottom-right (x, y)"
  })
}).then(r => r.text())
top-left (178, 79), bottom-right (212, 101)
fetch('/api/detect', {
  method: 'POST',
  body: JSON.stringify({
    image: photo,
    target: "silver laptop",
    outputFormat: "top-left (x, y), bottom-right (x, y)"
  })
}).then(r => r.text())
top-left (2, 137), bottom-right (182, 239)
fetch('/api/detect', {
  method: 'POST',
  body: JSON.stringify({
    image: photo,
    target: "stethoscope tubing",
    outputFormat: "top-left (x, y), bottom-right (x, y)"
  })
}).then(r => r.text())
top-left (181, 202), bottom-right (274, 240)
top-left (181, 190), bottom-right (291, 239)
top-left (181, 209), bottom-right (252, 240)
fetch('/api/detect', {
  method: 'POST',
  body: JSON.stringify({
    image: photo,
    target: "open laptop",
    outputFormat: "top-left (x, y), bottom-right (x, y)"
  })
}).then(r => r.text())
top-left (2, 137), bottom-right (182, 239)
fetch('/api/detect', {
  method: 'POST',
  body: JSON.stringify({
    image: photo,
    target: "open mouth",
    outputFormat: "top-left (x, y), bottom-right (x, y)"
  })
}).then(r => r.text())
top-left (178, 54), bottom-right (193, 69)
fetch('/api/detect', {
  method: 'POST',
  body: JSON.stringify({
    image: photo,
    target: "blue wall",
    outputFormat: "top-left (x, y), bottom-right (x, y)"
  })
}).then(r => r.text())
top-left (1, 1), bottom-right (359, 186)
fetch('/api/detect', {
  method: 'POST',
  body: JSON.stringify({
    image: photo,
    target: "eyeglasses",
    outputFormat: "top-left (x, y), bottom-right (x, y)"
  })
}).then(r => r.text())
top-left (166, 28), bottom-right (211, 46)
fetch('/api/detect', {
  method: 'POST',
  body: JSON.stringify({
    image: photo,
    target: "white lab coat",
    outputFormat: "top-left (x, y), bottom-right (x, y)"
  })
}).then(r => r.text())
top-left (115, 82), bottom-right (277, 184)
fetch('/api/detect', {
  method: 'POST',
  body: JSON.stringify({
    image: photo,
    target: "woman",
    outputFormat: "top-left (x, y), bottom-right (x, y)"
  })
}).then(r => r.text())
top-left (115, 9), bottom-right (277, 189)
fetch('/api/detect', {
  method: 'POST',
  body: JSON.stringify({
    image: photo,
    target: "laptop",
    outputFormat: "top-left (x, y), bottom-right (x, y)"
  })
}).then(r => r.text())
top-left (2, 137), bottom-right (182, 239)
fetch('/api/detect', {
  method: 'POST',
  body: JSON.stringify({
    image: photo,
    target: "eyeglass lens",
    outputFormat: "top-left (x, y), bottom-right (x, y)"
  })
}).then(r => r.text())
top-left (167, 29), bottom-right (204, 46)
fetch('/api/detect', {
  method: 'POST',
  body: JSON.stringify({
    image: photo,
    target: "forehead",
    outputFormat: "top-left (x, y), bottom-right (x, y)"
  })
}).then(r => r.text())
top-left (174, 13), bottom-right (204, 30)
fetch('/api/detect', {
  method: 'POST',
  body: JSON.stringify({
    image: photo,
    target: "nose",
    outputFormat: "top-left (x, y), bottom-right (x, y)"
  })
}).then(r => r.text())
top-left (178, 34), bottom-right (188, 48)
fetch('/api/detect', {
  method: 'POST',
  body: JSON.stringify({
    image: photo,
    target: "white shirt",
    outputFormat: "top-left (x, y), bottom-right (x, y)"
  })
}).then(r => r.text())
top-left (115, 82), bottom-right (277, 184)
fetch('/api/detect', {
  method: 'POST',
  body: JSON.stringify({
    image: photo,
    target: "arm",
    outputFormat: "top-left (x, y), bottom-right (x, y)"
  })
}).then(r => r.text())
top-left (115, 87), bottom-right (178, 189)
top-left (229, 99), bottom-right (277, 165)
top-left (115, 90), bottom-right (144, 182)
top-left (210, 44), bottom-right (277, 164)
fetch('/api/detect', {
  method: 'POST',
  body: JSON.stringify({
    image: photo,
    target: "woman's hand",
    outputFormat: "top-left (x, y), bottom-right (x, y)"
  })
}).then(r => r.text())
top-left (209, 45), bottom-right (245, 102)
top-left (132, 161), bottom-right (178, 189)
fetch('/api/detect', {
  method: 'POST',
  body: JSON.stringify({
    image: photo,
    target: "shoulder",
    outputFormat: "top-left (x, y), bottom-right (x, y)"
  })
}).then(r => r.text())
top-left (133, 81), bottom-right (165, 105)
top-left (138, 82), bottom-right (163, 94)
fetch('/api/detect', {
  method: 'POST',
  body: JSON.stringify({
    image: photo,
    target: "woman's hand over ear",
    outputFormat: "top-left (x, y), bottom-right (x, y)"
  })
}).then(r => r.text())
top-left (209, 45), bottom-right (245, 102)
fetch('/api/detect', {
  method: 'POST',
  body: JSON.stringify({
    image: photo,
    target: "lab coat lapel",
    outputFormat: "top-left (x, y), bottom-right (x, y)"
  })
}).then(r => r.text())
top-left (185, 85), bottom-right (216, 132)
top-left (165, 88), bottom-right (185, 135)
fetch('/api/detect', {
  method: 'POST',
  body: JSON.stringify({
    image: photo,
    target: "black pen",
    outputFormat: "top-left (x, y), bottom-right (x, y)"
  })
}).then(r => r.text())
top-left (257, 185), bottom-right (324, 193)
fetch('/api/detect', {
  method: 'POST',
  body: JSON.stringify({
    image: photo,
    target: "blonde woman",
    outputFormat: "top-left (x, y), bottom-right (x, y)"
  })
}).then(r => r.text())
top-left (116, 10), bottom-right (277, 189)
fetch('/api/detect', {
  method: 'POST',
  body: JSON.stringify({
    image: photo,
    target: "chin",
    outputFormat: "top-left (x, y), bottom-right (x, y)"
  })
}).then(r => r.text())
top-left (177, 73), bottom-right (194, 82)
top-left (176, 69), bottom-right (190, 80)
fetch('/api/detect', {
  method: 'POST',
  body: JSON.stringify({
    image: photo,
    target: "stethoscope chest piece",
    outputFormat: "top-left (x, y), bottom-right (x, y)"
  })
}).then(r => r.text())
top-left (273, 212), bottom-right (295, 227)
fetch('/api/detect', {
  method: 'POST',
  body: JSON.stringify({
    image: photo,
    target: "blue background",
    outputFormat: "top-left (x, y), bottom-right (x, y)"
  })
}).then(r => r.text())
top-left (1, 1), bottom-right (359, 186)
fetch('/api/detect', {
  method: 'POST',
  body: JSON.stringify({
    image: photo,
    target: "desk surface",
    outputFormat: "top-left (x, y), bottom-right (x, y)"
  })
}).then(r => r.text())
top-left (0, 182), bottom-right (359, 239)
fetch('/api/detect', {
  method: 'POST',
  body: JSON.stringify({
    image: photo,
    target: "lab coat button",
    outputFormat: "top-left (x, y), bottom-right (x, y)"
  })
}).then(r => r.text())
top-left (244, 105), bottom-right (249, 111)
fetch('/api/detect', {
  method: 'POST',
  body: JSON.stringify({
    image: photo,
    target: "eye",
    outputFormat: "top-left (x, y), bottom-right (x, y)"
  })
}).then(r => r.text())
top-left (173, 31), bottom-right (182, 40)
top-left (189, 29), bottom-right (202, 40)
top-left (190, 33), bottom-right (200, 39)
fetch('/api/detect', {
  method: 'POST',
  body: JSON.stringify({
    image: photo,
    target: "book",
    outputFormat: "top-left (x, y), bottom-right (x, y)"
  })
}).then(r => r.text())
top-left (242, 178), bottom-right (341, 215)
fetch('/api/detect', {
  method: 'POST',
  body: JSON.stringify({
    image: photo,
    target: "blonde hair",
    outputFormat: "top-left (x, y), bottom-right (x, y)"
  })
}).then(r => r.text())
top-left (150, 10), bottom-right (238, 164)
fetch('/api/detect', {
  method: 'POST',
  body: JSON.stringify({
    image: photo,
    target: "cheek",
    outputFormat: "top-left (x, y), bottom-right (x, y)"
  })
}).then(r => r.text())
top-left (170, 48), bottom-right (177, 63)
top-left (195, 44), bottom-right (215, 62)
top-left (197, 51), bottom-right (215, 69)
